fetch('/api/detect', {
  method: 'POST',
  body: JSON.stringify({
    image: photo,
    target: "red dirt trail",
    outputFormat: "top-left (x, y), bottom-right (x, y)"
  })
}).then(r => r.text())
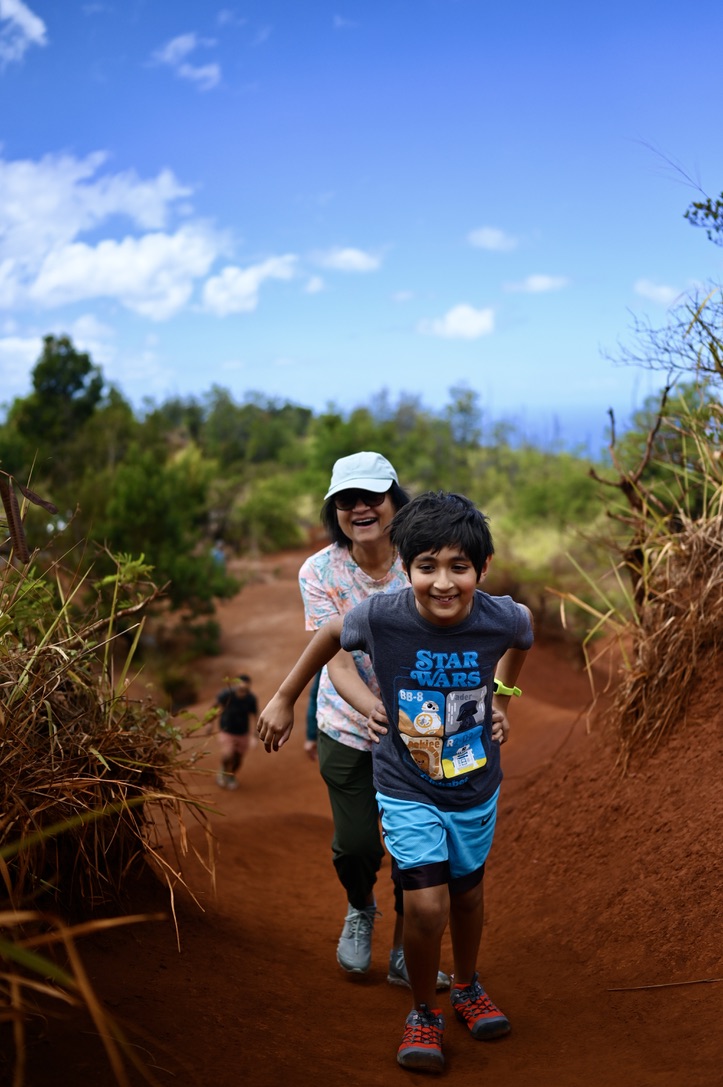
top-left (14, 549), bottom-right (723, 1087)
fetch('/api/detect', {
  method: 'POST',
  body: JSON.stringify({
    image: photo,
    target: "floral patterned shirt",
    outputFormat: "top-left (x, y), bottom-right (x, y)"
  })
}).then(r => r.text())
top-left (299, 543), bottom-right (408, 751)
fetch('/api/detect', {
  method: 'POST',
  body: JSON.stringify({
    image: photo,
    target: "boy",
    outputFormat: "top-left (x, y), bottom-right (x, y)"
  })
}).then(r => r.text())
top-left (209, 673), bottom-right (258, 789)
top-left (257, 492), bottom-right (533, 1073)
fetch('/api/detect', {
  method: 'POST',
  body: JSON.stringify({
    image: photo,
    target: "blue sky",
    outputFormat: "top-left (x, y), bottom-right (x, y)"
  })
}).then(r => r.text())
top-left (1, 0), bottom-right (723, 452)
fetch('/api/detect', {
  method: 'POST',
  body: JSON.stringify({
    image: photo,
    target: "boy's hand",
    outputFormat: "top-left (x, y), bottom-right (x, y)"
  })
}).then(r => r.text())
top-left (257, 694), bottom-right (295, 752)
top-left (366, 701), bottom-right (388, 744)
top-left (491, 705), bottom-right (509, 745)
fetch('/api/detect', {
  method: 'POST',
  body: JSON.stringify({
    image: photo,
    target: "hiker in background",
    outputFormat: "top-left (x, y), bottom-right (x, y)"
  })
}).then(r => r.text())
top-left (208, 673), bottom-right (258, 790)
top-left (210, 539), bottom-right (226, 569)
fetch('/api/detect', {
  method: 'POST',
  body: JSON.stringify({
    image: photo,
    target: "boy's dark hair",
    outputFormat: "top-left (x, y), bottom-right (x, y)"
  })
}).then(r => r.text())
top-left (237, 673), bottom-right (251, 683)
top-left (320, 481), bottom-right (411, 548)
top-left (389, 491), bottom-right (494, 578)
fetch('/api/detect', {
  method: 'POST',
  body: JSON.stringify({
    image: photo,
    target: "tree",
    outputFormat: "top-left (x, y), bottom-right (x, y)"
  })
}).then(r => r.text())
top-left (684, 191), bottom-right (723, 245)
top-left (21, 335), bottom-right (104, 441)
top-left (97, 444), bottom-right (232, 613)
top-left (6, 335), bottom-right (105, 487)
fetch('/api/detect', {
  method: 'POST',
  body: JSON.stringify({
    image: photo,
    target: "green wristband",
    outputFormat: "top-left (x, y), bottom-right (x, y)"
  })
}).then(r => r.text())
top-left (493, 677), bottom-right (522, 698)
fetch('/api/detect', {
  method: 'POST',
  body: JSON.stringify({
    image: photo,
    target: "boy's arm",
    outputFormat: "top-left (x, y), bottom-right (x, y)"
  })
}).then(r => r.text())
top-left (257, 619), bottom-right (343, 753)
top-left (493, 645), bottom-right (529, 706)
top-left (490, 645), bottom-right (528, 746)
top-left (491, 606), bottom-right (533, 729)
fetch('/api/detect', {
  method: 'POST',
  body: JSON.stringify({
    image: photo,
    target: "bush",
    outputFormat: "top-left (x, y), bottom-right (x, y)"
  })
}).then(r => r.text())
top-left (0, 551), bottom-right (213, 1083)
top-left (227, 475), bottom-right (305, 552)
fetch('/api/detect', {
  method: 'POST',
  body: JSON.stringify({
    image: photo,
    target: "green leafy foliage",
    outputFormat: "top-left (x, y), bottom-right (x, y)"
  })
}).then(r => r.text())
top-left (226, 473), bottom-right (306, 553)
top-left (684, 191), bottom-right (723, 245)
top-left (5, 335), bottom-right (105, 488)
top-left (95, 444), bottom-right (236, 611)
top-left (0, 334), bottom-right (623, 652)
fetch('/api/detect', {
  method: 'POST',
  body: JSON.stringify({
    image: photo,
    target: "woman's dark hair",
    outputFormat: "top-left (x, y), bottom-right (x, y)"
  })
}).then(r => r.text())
top-left (321, 481), bottom-right (410, 548)
top-left (389, 491), bottom-right (494, 578)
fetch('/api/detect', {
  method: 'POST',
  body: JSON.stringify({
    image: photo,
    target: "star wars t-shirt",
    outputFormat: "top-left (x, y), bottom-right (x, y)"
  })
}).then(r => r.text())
top-left (340, 586), bottom-right (533, 812)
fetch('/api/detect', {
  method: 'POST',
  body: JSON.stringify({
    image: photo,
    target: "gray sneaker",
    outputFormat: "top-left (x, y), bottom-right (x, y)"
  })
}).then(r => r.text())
top-left (387, 946), bottom-right (451, 991)
top-left (336, 904), bottom-right (377, 973)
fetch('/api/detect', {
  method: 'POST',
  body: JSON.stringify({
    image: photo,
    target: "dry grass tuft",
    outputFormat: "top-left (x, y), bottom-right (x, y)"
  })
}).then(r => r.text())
top-left (0, 550), bottom-right (213, 1085)
top-left (607, 506), bottom-right (723, 770)
top-left (554, 379), bottom-right (723, 772)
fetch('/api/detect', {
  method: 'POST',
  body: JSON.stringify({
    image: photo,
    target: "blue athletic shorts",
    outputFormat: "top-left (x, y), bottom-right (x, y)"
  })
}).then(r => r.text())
top-left (376, 787), bottom-right (500, 893)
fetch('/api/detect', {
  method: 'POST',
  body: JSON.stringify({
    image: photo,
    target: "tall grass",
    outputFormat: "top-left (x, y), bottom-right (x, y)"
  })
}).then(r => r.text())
top-left (555, 345), bottom-right (723, 768)
top-left (0, 540), bottom-right (213, 1085)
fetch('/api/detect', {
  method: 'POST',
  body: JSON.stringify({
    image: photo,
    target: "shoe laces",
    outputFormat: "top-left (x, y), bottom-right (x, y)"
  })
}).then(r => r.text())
top-left (454, 975), bottom-right (500, 1016)
top-left (402, 1006), bottom-right (443, 1046)
top-left (345, 906), bottom-right (377, 943)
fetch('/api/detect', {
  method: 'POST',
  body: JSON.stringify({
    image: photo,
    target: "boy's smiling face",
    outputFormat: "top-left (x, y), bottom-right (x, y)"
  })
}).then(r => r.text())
top-left (407, 546), bottom-right (489, 626)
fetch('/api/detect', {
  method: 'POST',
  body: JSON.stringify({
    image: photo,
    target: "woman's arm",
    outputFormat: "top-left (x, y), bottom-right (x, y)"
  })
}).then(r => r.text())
top-left (326, 650), bottom-right (380, 719)
top-left (257, 618), bottom-right (343, 752)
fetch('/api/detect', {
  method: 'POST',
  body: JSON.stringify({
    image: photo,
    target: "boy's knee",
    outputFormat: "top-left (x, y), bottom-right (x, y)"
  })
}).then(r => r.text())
top-left (450, 879), bottom-right (484, 915)
top-left (404, 887), bottom-right (448, 933)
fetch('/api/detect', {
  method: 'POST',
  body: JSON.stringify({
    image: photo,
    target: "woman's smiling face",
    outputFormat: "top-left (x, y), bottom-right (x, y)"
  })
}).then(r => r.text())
top-left (335, 489), bottom-right (396, 545)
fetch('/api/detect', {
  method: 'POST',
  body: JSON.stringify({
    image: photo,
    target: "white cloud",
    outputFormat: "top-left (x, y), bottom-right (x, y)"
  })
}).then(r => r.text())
top-left (505, 274), bottom-right (570, 293)
top-left (218, 10), bottom-right (247, 28)
top-left (0, 150), bottom-right (226, 319)
top-left (251, 25), bottom-right (272, 47)
top-left (392, 290), bottom-right (414, 303)
top-left (467, 226), bottom-right (517, 252)
top-left (66, 313), bottom-right (115, 365)
top-left (177, 61), bottom-right (221, 91)
top-left (0, 333), bottom-right (41, 395)
top-left (634, 278), bottom-right (680, 307)
top-left (418, 304), bottom-right (494, 340)
top-left (106, 343), bottom-right (176, 396)
top-left (152, 33), bottom-right (221, 91)
top-left (0, 258), bottom-right (20, 307)
top-left (29, 225), bottom-right (220, 319)
top-left (203, 254), bottom-right (297, 316)
top-left (315, 246), bottom-right (381, 272)
top-left (0, 151), bottom-right (192, 263)
top-left (334, 15), bottom-right (359, 29)
top-left (305, 275), bottom-right (324, 294)
top-left (0, 0), bottom-right (46, 65)
top-left (154, 34), bottom-right (197, 65)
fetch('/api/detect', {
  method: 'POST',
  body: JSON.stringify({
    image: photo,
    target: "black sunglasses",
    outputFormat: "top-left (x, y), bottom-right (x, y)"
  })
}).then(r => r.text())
top-left (333, 489), bottom-right (389, 511)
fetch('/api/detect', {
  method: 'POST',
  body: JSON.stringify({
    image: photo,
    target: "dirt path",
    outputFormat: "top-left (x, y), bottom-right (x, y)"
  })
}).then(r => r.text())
top-left (17, 549), bottom-right (722, 1087)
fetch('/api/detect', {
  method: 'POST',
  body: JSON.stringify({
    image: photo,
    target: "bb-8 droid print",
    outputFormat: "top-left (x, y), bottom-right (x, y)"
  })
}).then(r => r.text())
top-left (413, 700), bottom-right (442, 734)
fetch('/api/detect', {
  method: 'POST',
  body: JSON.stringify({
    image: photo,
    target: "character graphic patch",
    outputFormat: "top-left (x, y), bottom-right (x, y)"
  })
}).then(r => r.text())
top-left (397, 686), bottom-right (488, 781)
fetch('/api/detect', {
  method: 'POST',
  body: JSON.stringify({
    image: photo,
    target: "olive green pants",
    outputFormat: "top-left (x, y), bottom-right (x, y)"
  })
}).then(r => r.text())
top-left (318, 731), bottom-right (404, 912)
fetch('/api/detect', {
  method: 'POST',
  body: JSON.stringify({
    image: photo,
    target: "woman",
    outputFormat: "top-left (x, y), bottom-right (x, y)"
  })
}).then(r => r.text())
top-left (299, 450), bottom-right (450, 988)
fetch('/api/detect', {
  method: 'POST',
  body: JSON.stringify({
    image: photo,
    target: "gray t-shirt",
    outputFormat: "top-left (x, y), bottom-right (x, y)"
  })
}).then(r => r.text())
top-left (341, 586), bottom-right (533, 812)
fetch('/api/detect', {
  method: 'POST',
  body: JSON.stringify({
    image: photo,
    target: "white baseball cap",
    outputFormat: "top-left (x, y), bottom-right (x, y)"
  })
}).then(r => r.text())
top-left (324, 451), bottom-right (399, 500)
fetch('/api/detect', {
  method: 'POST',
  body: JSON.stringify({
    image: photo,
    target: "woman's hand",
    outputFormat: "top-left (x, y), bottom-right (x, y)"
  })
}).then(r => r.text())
top-left (304, 739), bottom-right (318, 761)
top-left (257, 693), bottom-right (295, 753)
top-left (366, 701), bottom-right (389, 744)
